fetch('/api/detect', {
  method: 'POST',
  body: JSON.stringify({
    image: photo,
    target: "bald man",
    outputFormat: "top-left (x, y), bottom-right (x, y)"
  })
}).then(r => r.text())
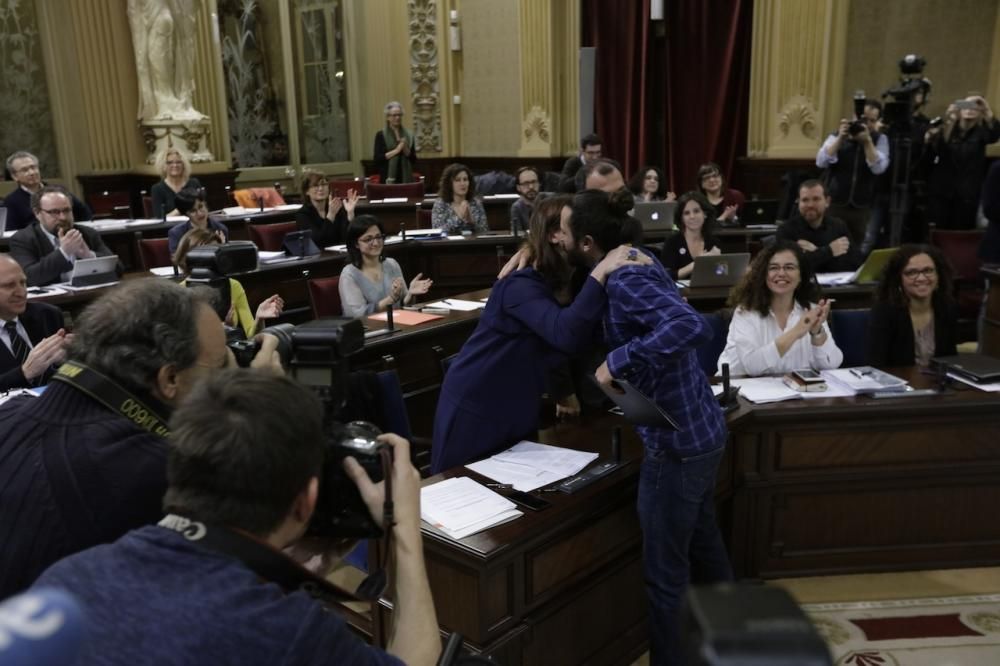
top-left (0, 254), bottom-right (69, 391)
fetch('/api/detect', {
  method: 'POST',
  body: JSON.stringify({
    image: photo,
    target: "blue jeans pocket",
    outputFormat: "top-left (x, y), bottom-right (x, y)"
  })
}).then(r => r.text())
top-left (679, 448), bottom-right (724, 503)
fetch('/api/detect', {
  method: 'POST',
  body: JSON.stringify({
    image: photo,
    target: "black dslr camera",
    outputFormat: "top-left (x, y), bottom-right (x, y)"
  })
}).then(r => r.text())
top-left (848, 90), bottom-right (868, 136)
top-left (229, 318), bottom-right (392, 539)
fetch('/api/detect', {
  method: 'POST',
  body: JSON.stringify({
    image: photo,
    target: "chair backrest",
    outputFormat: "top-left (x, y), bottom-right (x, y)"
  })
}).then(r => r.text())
top-left (137, 237), bottom-right (172, 270)
top-left (376, 369), bottom-right (412, 441)
top-left (366, 181), bottom-right (425, 200)
top-left (88, 190), bottom-right (132, 218)
top-left (142, 195), bottom-right (153, 218)
top-left (829, 308), bottom-right (871, 368)
top-left (329, 178), bottom-right (364, 199)
top-left (307, 276), bottom-right (342, 319)
top-left (416, 208), bottom-right (433, 227)
top-left (930, 229), bottom-right (984, 282)
top-left (233, 188), bottom-right (287, 209)
top-left (248, 221), bottom-right (298, 252)
top-left (696, 312), bottom-right (729, 376)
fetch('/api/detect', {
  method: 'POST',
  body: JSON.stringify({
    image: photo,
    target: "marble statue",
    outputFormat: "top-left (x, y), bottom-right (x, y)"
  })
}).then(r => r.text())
top-left (127, 0), bottom-right (204, 121)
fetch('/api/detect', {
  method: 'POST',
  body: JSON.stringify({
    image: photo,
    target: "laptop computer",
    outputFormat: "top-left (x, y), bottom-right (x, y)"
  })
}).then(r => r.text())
top-left (64, 255), bottom-right (120, 288)
top-left (0, 206), bottom-right (8, 237)
top-left (932, 354), bottom-right (1000, 384)
top-left (282, 230), bottom-right (320, 257)
top-left (688, 253), bottom-right (750, 288)
top-left (631, 201), bottom-right (676, 232)
top-left (739, 199), bottom-right (778, 226)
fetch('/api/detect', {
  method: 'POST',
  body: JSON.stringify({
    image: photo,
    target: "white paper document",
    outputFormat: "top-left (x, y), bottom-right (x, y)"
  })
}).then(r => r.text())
top-left (257, 251), bottom-right (299, 265)
top-left (466, 441), bottom-right (598, 492)
top-left (816, 272), bottom-right (855, 286)
top-left (421, 477), bottom-right (522, 540)
top-left (947, 372), bottom-right (1000, 392)
top-left (149, 266), bottom-right (178, 277)
top-left (823, 367), bottom-right (908, 392)
top-left (26, 286), bottom-right (68, 299)
top-left (730, 377), bottom-right (802, 404)
top-left (425, 299), bottom-right (486, 311)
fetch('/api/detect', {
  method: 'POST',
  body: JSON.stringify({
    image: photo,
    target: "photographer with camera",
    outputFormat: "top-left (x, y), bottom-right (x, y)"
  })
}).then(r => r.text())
top-left (0, 279), bottom-right (281, 598)
top-left (816, 97), bottom-right (890, 248)
top-left (925, 95), bottom-right (1000, 230)
top-left (30, 369), bottom-right (439, 666)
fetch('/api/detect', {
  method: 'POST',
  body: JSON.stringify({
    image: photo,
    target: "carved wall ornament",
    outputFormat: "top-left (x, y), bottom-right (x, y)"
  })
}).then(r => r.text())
top-left (522, 106), bottom-right (551, 144)
top-left (778, 96), bottom-right (818, 140)
top-left (408, 0), bottom-right (442, 153)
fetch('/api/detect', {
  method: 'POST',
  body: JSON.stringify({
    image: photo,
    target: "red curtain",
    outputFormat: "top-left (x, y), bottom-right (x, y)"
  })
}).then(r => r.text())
top-left (582, 0), bottom-right (753, 194)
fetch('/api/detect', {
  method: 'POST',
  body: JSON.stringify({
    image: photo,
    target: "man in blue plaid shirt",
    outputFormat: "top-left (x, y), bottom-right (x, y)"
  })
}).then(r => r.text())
top-left (562, 179), bottom-right (732, 666)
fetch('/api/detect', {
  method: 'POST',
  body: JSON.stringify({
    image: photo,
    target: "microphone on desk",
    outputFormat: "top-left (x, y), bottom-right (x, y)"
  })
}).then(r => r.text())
top-left (0, 587), bottom-right (85, 666)
top-left (719, 363), bottom-right (739, 411)
top-left (611, 426), bottom-right (621, 464)
top-left (386, 303), bottom-right (394, 331)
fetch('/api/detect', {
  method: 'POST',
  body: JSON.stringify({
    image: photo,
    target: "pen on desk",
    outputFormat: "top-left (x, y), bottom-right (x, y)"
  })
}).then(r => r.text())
top-left (485, 483), bottom-right (512, 490)
top-left (441, 299), bottom-right (454, 307)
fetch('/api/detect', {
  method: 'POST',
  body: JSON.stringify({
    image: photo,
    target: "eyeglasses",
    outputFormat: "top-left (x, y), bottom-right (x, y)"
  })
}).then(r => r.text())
top-left (902, 267), bottom-right (936, 279)
top-left (767, 263), bottom-right (800, 274)
top-left (359, 234), bottom-right (385, 245)
top-left (40, 207), bottom-right (72, 216)
top-left (15, 164), bottom-right (39, 174)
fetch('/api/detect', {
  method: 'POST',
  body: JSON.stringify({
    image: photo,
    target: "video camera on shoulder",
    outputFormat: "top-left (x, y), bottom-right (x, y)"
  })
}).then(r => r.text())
top-left (229, 318), bottom-right (393, 539)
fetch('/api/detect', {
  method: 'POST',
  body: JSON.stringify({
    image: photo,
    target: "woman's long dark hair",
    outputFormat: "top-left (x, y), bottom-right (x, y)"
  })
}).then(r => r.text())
top-left (527, 194), bottom-right (573, 301)
top-left (673, 191), bottom-right (717, 246)
top-left (728, 241), bottom-right (819, 317)
top-left (875, 244), bottom-right (954, 310)
top-left (345, 215), bottom-right (386, 268)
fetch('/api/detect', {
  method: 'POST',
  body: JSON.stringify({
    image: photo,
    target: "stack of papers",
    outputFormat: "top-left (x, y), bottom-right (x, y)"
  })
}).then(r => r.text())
top-left (822, 367), bottom-right (907, 392)
top-left (466, 441), bottom-right (598, 492)
top-left (26, 285), bottom-right (68, 299)
top-left (424, 299), bottom-right (486, 311)
top-left (421, 477), bottom-right (522, 540)
top-left (730, 377), bottom-right (801, 403)
top-left (258, 251), bottom-right (299, 265)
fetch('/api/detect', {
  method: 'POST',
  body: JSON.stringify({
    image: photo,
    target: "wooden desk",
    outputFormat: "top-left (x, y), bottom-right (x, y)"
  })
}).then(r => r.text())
top-left (725, 367), bottom-right (1000, 579)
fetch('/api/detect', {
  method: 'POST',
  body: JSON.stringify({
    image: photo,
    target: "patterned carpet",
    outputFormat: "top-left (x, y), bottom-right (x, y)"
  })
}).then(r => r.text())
top-left (804, 594), bottom-right (1000, 665)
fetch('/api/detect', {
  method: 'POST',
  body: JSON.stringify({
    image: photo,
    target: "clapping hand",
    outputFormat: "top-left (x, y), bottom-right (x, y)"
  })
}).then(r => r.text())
top-left (719, 205), bottom-right (738, 222)
top-left (58, 228), bottom-right (93, 259)
top-left (344, 188), bottom-right (359, 220)
top-left (255, 294), bottom-right (284, 321)
top-left (327, 194), bottom-right (344, 221)
top-left (390, 277), bottom-right (405, 301)
top-left (408, 272), bottom-right (432, 296)
top-left (21, 329), bottom-right (72, 380)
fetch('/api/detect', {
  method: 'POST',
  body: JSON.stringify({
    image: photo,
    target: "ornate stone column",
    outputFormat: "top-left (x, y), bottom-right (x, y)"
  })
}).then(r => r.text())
top-left (408, 0), bottom-right (443, 154)
top-left (747, 0), bottom-right (850, 158)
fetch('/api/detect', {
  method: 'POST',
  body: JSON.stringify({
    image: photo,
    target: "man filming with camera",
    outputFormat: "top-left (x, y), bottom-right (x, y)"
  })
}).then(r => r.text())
top-left (30, 369), bottom-right (440, 665)
top-left (816, 97), bottom-right (890, 249)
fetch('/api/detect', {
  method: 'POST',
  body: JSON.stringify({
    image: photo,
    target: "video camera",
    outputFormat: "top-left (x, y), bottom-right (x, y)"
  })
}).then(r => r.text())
top-left (881, 53), bottom-right (930, 131)
top-left (229, 318), bottom-right (392, 539)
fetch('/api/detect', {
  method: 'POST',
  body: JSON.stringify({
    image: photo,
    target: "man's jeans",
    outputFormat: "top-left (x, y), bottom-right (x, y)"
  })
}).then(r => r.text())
top-left (637, 445), bottom-right (732, 666)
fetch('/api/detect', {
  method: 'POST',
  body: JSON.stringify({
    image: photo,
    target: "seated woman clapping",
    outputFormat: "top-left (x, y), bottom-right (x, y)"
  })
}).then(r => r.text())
top-left (717, 241), bottom-right (842, 376)
top-left (173, 228), bottom-right (284, 339)
top-left (339, 216), bottom-right (433, 318)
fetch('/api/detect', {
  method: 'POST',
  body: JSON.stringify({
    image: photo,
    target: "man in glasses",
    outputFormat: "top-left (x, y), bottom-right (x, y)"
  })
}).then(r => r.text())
top-left (3, 151), bottom-right (92, 232)
top-left (510, 166), bottom-right (548, 234)
top-left (9, 185), bottom-right (116, 286)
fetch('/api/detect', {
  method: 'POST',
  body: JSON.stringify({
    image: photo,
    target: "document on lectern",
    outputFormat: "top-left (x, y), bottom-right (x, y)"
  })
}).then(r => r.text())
top-left (421, 477), bottom-right (522, 540)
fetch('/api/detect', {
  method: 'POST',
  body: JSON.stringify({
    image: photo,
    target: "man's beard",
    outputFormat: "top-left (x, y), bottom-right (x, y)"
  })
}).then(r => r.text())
top-left (564, 242), bottom-right (590, 268)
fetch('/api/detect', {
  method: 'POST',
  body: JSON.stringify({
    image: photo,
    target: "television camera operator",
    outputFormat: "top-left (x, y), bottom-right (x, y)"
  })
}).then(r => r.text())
top-left (31, 369), bottom-right (440, 666)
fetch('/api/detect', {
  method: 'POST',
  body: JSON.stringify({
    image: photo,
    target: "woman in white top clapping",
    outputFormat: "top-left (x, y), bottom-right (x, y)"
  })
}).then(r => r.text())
top-left (717, 241), bottom-right (842, 376)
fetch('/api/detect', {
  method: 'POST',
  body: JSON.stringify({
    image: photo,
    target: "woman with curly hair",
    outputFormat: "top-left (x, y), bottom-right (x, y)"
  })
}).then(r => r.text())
top-left (628, 165), bottom-right (676, 203)
top-left (867, 244), bottom-right (957, 366)
top-left (660, 191), bottom-right (720, 279)
top-left (431, 163), bottom-right (488, 234)
top-left (718, 240), bottom-right (842, 376)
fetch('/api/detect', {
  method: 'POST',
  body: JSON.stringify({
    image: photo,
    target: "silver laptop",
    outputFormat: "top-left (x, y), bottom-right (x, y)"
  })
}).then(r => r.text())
top-left (689, 253), bottom-right (750, 288)
top-left (0, 206), bottom-right (7, 236)
top-left (631, 201), bottom-right (676, 231)
top-left (65, 255), bottom-right (120, 287)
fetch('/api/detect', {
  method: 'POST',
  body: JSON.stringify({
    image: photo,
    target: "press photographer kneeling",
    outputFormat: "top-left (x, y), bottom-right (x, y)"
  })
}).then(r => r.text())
top-left (31, 367), bottom-right (440, 665)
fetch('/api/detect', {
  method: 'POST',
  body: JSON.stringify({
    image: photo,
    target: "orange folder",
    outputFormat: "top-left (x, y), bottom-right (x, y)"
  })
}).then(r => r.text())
top-left (367, 310), bottom-right (444, 326)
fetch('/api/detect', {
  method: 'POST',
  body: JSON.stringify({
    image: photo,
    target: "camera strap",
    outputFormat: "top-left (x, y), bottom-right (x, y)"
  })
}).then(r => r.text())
top-left (51, 360), bottom-right (171, 437)
top-left (158, 514), bottom-right (360, 606)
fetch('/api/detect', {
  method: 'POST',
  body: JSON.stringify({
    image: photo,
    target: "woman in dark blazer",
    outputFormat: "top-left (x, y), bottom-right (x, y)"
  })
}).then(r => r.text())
top-left (867, 244), bottom-right (958, 367)
top-left (294, 169), bottom-right (356, 248)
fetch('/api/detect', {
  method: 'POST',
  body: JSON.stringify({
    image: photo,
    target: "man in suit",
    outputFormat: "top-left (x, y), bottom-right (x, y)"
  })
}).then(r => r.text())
top-left (560, 133), bottom-right (603, 192)
top-left (0, 254), bottom-right (70, 391)
top-left (9, 185), bottom-right (115, 286)
top-left (3, 151), bottom-right (92, 232)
